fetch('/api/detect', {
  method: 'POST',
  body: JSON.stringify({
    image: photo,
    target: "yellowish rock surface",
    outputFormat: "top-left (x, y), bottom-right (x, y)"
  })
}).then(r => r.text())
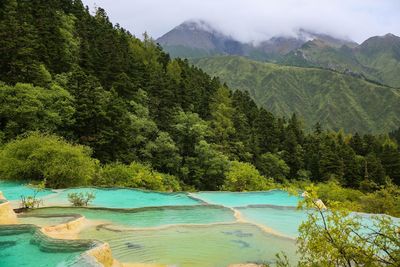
top-left (87, 242), bottom-right (117, 267)
top-left (0, 201), bottom-right (18, 224)
top-left (41, 216), bottom-right (86, 239)
top-left (315, 199), bottom-right (327, 210)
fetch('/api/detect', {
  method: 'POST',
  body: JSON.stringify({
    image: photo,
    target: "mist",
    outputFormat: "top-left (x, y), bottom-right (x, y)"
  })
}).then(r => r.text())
top-left (82, 0), bottom-right (400, 43)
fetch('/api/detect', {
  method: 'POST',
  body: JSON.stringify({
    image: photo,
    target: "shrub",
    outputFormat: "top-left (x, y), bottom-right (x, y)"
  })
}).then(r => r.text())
top-left (68, 192), bottom-right (96, 207)
top-left (0, 133), bottom-right (97, 188)
top-left (222, 161), bottom-right (274, 191)
top-left (160, 173), bottom-right (181, 191)
top-left (97, 161), bottom-right (180, 191)
top-left (20, 180), bottom-right (46, 209)
top-left (317, 180), bottom-right (364, 205)
top-left (359, 185), bottom-right (400, 217)
top-left (97, 163), bottom-right (132, 186)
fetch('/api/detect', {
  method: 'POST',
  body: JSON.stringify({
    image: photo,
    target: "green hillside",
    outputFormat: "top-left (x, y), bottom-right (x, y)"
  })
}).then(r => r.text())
top-left (281, 34), bottom-right (400, 88)
top-left (194, 56), bottom-right (400, 132)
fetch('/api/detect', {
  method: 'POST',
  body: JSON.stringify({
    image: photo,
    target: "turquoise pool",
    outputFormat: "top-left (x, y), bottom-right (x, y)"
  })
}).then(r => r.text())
top-left (1, 182), bottom-right (301, 209)
top-left (18, 214), bottom-right (77, 227)
top-left (192, 190), bottom-right (301, 207)
top-left (45, 188), bottom-right (201, 208)
top-left (25, 205), bottom-right (237, 228)
top-left (238, 206), bottom-right (308, 237)
top-left (0, 181), bottom-right (55, 201)
top-left (79, 223), bottom-right (297, 267)
top-left (0, 225), bottom-right (96, 267)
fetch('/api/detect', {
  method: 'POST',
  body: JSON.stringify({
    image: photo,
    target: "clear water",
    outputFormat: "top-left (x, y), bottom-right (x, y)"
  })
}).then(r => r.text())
top-left (18, 215), bottom-right (77, 227)
top-left (192, 190), bottom-right (301, 207)
top-left (0, 226), bottom-right (87, 267)
top-left (238, 206), bottom-right (308, 237)
top-left (45, 188), bottom-right (201, 208)
top-left (239, 206), bottom-right (400, 238)
top-left (79, 223), bottom-right (297, 267)
top-left (25, 206), bottom-right (237, 228)
top-left (0, 181), bottom-right (55, 201)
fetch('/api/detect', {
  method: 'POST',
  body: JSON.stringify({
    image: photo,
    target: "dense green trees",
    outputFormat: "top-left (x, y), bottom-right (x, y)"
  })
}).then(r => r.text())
top-left (0, 82), bottom-right (74, 140)
top-left (0, 0), bottom-right (400, 202)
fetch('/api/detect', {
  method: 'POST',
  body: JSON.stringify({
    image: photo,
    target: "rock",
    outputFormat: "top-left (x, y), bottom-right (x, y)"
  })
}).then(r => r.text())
top-left (301, 191), bottom-right (309, 198)
top-left (315, 199), bottom-right (327, 210)
top-left (87, 242), bottom-right (115, 267)
top-left (0, 201), bottom-right (18, 224)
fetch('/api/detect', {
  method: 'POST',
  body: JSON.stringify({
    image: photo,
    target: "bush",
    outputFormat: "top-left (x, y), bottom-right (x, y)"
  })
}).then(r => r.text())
top-left (97, 161), bottom-right (181, 191)
top-left (317, 180), bottom-right (364, 206)
top-left (0, 133), bottom-right (97, 188)
top-left (20, 180), bottom-right (46, 209)
top-left (222, 161), bottom-right (274, 191)
top-left (68, 192), bottom-right (96, 207)
top-left (359, 185), bottom-right (400, 217)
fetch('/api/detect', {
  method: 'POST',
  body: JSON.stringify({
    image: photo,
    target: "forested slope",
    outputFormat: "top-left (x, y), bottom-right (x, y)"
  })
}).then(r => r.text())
top-left (194, 56), bottom-right (400, 132)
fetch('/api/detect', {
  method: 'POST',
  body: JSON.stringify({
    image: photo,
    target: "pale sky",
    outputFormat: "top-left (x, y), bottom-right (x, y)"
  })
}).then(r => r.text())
top-left (82, 0), bottom-right (400, 43)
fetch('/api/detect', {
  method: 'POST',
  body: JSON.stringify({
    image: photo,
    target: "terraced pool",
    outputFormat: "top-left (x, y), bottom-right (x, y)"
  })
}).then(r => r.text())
top-left (25, 205), bottom-right (237, 228)
top-left (44, 187), bottom-right (201, 208)
top-left (238, 206), bottom-right (308, 237)
top-left (191, 190), bottom-right (301, 207)
top-left (79, 223), bottom-right (297, 267)
top-left (0, 181), bottom-right (55, 201)
top-left (0, 224), bottom-right (98, 267)
top-left (0, 181), bottom-right (308, 266)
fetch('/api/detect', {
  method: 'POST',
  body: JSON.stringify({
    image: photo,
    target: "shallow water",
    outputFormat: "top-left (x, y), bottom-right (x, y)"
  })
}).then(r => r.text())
top-left (192, 190), bottom-right (301, 207)
top-left (0, 181), bottom-right (55, 201)
top-left (44, 188), bottom-right (201, 208)
top-left (79, 223), bottom-right (297, 267)
top-left (0, 225), bottom-right (91, 267)
top-left (18, 215), bottom-right (77, 227)
top-left (238, 206), bottom-right (308, 237)
top-left (26, 205), bottom-right (237, 228)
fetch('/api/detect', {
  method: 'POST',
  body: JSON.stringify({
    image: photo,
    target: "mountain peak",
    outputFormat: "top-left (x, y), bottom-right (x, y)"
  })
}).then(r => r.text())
top-left (384, 33), bottom-right (397, 38)
top-left (157, 20), bottom-right (359, 59)
top-left (177, 19), bottom-right (217, 33)
top-left (156, 19), bottom-right (235, 57)
top-left (359, 33), bottom-right (400, 50)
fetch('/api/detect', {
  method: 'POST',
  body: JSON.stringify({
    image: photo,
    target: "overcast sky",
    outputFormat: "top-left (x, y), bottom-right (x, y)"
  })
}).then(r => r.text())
top-left (82, 0), bottom-right (400, 43)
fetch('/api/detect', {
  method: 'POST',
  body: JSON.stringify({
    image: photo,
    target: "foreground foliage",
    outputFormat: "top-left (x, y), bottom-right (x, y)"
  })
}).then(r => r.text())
top-left (296, 186), bottom-right (400, 266)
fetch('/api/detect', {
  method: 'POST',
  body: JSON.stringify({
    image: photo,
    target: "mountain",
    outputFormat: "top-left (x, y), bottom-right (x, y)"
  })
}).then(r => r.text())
top-left (281, 33), bottom-right (400, 87)
top-left (193, 56), bottom-right (400, 133)
top-left (156, 20), bottom-right (249, 58)
top-left (156, 20), bottom-right (356, 61)
top-left (158, 21), bottom-right (400, 87)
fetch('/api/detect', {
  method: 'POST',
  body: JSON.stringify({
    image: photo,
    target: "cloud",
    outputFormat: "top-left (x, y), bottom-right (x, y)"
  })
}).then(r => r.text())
top-left (82, 0), bottom-right (400, 43)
